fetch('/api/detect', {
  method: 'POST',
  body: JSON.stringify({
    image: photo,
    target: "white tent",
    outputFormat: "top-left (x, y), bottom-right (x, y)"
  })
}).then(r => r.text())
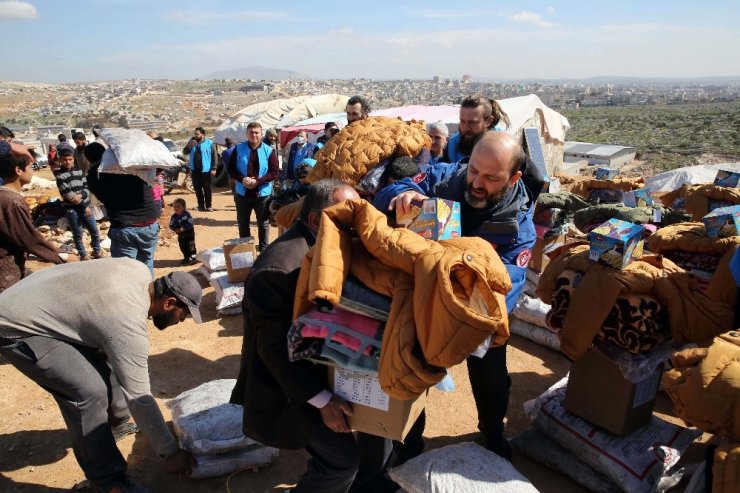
top-left (645, 163), bottom-right (740, 192)
top-left (276, 94), bottom-right (349, 129)
top-left (214, 95), bottom-right (312, 145)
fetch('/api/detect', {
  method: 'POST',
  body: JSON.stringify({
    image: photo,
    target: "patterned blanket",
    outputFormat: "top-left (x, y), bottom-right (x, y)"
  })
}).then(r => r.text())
top-left (546, 269), bottom-right (670, 354)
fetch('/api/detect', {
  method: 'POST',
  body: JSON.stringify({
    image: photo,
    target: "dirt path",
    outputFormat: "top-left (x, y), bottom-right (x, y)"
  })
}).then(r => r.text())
top-left (0, 182), bottom-right (698, 492)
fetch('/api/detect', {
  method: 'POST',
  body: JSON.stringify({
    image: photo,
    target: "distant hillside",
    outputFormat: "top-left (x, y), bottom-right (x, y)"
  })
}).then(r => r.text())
top-left (199, 66), bottom-right (311, 81)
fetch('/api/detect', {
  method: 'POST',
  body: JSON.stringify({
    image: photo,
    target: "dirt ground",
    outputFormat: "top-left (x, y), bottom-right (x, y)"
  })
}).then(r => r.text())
top-left (0, 177), bottom-right (705, 492)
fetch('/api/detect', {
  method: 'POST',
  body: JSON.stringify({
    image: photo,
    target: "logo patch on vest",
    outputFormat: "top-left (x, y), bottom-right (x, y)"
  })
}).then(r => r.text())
top-left (412, 172), bottom-right (427, 184)
top-left (516, 249), bottom-right (532, 267)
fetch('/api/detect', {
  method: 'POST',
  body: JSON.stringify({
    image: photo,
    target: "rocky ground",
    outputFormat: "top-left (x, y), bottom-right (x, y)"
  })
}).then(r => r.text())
top-left (0, 170), bottom-right (708, 492)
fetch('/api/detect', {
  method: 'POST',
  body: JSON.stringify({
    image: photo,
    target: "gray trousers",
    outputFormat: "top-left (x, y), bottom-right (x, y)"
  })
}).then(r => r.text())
top-left (295, 419), bottom-right (392, 493)
top-left (0, 335), bottom-right (130, 485)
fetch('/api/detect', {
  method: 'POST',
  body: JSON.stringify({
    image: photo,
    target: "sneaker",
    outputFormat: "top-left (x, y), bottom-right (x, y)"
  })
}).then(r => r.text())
top-left (80, 256), bottom-right (90, 261)
top-left (205, 207), bottom-right (214, 212)
top-left (92, 251), bottom-right (104, 259)
top-left (189, 257), bottom-right (198, 265)
top-left (111, 418), bottom-right (139, 442)
top-left (179, 258), bottom-right (191, 266)
top-left (197, 206), bottom-right (206, 212)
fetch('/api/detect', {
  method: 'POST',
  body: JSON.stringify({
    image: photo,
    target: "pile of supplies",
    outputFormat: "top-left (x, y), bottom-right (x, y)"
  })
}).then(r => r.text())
top-left (166, 379), bottom-right (278, 479)
top-left (195, 245), bottom-right (245, 316)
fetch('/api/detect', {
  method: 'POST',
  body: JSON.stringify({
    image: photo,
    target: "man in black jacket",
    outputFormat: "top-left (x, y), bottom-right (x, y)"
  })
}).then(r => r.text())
top-left (230, 179), bottom-right (391, 493)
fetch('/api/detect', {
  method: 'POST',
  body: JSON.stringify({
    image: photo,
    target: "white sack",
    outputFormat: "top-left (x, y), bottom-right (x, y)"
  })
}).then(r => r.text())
top-left (389, 442), bottom-right (539, 493)
top-left (196, 247), bottom-right (227, 272)
top-left (166, 379), bottom-right (254, 455)
top-left (512, 293), bottom-right (551, 328)
top-left (510, 317), bottom-right (561, 352)
top-left (189, 445), bottom-right (280, 479)
top-left (99, 128), bottom-right (180, 169)
top-left (526, 378), bottom-right (700, 493)
top-left (209, 271), bottom-right (244, 312)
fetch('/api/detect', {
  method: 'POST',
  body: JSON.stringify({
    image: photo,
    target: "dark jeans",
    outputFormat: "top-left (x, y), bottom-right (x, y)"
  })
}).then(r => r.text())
top-left (177, 231), bottom-right (196, 260)
top-left (192, 171), bottom-right (212, 209)
top-left (399, 344), bottom-right (510, 456)
top-left (0, 336), bottom-right (130, 486)
top-left (234, 192), bottom-right (270, 250)
top-left (66, 206), bottom-right (101, 258)
top-left (295, 419), bottom-right (391, 493)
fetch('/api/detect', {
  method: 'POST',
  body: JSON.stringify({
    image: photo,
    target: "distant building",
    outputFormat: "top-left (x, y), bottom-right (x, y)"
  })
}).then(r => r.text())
top-left (564, 141), bottom-right (637, 167)
top-left (125, 119), bottom-right (168, 131)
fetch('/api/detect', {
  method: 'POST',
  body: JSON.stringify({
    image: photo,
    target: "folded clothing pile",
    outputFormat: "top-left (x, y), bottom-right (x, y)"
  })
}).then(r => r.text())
top-left (518, 377), bottom-right (700, 493)
top-left (98, 128), bottom-right (180, 184)
top-left (288, 274), bottom-right (392, 373)
top-left (166, 379), bottom-right (278, 479)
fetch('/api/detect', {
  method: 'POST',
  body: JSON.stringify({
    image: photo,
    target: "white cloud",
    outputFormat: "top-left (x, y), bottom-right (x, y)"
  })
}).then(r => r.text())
top-left (547, 5), bottom-right (556, 16)
top-left (508, 11), bottom-right (555, 28)
top-left (0, 1), bottom-right (38, 20)
top-left (167, 10), bottom-right (286, 24)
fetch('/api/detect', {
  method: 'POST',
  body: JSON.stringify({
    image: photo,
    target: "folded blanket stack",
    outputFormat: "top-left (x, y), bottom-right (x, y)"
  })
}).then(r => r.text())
top-left (510, 264), bottom-right (560, 351)
top-left (195, 247), bottom-right (245, 317)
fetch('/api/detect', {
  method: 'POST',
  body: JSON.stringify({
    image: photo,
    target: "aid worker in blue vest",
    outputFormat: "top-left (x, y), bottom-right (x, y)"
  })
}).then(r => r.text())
top-left (183, 126), bottom-right (218, 212)
top-left (227, 122), bottom-right (279, 251)
top-left (380, 131), bottom-right (538, 462)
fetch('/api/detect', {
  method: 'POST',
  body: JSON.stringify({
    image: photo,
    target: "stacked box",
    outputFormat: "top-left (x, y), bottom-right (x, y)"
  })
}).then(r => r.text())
top-left (714, 169), bottom-right (740, 188)
top-left (623, 188), bottom-right (654, 208)
top-left (587, 219), bottom-right (644, 270)
top-left (223, 236), bottom-right (256, 283)
top-left (396, 198), bottom-right (461, 240)
top-left (594, 167), bottom-right (619, 180)
top-left (702, 205), bottom-right (740, 238)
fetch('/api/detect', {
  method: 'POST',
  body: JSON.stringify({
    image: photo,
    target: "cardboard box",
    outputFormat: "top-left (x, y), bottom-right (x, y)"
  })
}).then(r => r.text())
top-left (396, 198), bottom-right (461, 240)
top-left (714, 169), bottom-right (740, 188)
top-left (328, 366), bottom-right (426, 441)
top-left (623, 187), bottom-right (654, 208)
top-left (565, 347), bottom-right (663, 435)
top-left (529, 233), bottom-right (568, 273)
top-left (223, 236), bottom-right (256, 283)
top-left (587, 219), bottom-right (644, 270)
top-left (702, 205), bottom-right (740, 238)
top-left (594, 167), bottom-right (619, 180)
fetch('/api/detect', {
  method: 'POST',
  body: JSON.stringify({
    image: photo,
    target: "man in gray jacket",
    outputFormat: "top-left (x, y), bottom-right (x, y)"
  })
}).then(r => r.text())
top-left (0, 259), bottom-right (202, 492)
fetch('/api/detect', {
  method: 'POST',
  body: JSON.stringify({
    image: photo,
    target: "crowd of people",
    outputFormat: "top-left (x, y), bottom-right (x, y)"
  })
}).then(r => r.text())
top-left (0, 93), bottom-right (541, 493)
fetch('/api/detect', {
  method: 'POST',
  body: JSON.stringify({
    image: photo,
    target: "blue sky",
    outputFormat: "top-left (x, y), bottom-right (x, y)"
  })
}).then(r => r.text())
top-left (1, 0), bottom-right (739, 83)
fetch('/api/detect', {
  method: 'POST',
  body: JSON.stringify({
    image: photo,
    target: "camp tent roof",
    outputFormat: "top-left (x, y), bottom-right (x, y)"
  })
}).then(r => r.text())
top-left (645, 163), bottom-right (740, 192)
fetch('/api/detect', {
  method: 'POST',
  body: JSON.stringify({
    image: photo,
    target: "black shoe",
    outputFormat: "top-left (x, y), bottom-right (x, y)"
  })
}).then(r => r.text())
top-left (485, 435), bottom-right (512, 461)
top-left (179, 258), bottom-right (191, 266)
top-left (111, 418), bottom-right (139, 442)
top-left (197, 206), bottom-right (206, 212)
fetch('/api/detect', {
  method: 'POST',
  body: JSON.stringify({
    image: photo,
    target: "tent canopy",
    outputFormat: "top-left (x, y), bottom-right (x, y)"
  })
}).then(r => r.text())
top-left (279, 94), bottom-right (570, 149)
top-left (645, 163), bottom-right (740, 192)
top-left (214, 94), bottom-right (348, 145)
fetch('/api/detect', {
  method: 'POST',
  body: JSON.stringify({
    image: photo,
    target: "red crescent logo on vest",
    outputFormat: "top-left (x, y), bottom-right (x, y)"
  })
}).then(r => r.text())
top-left (412, 172), bottom-right (427, 184)
top-left (516, 249), bottom-right (532, 267)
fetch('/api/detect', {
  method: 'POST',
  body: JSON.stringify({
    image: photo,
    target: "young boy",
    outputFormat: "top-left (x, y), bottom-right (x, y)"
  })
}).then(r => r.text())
top-left (169, 198), bottom-right (196, 265)
top-left (55, 147), bottom-right (102, 261)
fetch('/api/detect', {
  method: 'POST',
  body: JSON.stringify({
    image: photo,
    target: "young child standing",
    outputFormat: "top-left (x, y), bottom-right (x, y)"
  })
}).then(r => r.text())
top-left (169, 198), bottom-right (196, 265)
top-left (55, 147), bottom-right (102, 260)
top-left (152, 168), bottom-right (165, 216)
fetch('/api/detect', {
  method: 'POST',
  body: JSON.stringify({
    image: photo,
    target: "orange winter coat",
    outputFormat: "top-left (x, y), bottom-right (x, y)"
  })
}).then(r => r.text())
top-left (309, 117), bottom-right (431, 186)
top-left (659, 184), bottom-right (740, 221)
top-left (293, 199), bottom-right (512, 399)
top-left (536, 243), bottom-right (733, 360)
top-left (663, 331), bottom-right (740, 440)
top-left (662, 331), bottom-right (740, 493)
top-left (648, 222), bottom-right (740, 306)
top-left (556, 175), bottom-right (644, 199)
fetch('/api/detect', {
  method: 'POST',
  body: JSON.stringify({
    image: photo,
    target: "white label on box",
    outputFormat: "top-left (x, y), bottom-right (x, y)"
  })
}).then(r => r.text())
top-left (422, 200), bottom-right (436, 214)
top-left (334, 368), bottom-right (390, 411)
top-left (652, 208), bottom-right (662, 223)
top-left (589, 249), bottom-right (600, 261)
top-left (230, 251), bottom-right (254, 270)
top-left (633, 370), bottom-right (661, 408)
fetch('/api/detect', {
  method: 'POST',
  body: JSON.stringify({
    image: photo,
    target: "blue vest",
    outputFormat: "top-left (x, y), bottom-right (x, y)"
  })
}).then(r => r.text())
top-left (187, 138), bottom-right (213, 173)
top-left (234, 142), bottom-right (273, 197)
